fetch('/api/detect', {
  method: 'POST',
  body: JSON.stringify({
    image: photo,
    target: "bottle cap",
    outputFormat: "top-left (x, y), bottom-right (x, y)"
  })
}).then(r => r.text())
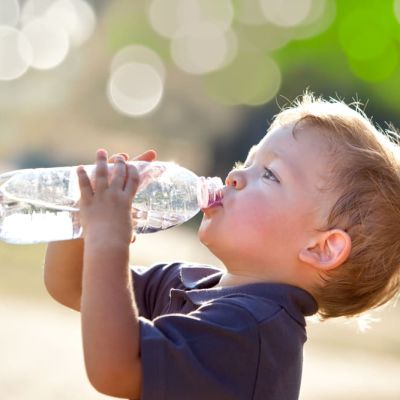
top-left (197, 176), bottom-right (224, 209)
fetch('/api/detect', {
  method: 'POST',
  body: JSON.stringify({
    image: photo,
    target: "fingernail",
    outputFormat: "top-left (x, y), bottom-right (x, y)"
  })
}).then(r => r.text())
top-left (118, 153), bottom-right (129, 160)
top-left (97, 149), bottom-right (107, 158)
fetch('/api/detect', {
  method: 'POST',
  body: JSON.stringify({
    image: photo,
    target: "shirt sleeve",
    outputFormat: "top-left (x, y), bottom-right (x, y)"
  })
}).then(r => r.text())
top-left (139, 297), bottom-right (261, 400)
top-left (131, 263), bottom-right (184, 319)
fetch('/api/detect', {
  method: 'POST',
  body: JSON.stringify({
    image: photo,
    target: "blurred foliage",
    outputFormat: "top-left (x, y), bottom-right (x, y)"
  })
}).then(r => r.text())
top-left (276, 0), bottom-right (400, 111)
top-left (104, 0), bottom-right (400, 109)
top-left (100, 0), bottom-right (400, 178)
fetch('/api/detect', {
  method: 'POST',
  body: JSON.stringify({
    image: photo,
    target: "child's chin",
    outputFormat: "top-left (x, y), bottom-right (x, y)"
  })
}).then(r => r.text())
top-left (197, 222), bottom-right (211, 245)
top-left (197, 225), bottom-right (206, 242)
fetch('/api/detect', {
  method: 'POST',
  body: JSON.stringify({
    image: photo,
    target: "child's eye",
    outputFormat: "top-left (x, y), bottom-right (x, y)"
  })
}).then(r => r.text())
top-left (263, 167), bottom-right (280, 183)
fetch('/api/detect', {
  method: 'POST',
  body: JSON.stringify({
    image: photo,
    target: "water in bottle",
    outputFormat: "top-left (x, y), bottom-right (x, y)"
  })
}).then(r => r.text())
top-left (0, 161), bottom-right (223, 244)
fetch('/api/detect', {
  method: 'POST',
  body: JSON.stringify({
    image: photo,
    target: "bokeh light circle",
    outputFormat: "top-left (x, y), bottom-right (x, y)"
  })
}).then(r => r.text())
top-left (193, 0), bottom-right (234, 31)
top-left (46, 0), bottom-right (96, 46)
top-left (148, 0), bottom-right (233, 39)
top-left (20, 0), bottom-right (55, 25)
top-left (0, 0), bottom-right (20, 27)
top-left (292, 0), bottom-right (336, 40)
top-left (111, 45), bottom-right (166, 83)
top-left (223, 29), bottom-right (239, 67)
top-left (21, 0), bottom-right (95, 47)
top-left (0, 26), bottom-right (32, 81)
top-left (22, 17), bottom-right (70, 70)
top-left (148, 0), bottom-right (184, 38)
top-left (259, 0), bottom-right (312, 28)
top-left (171, 21), bottom-right (236, 75)
top-left (108, 63), bottom-right (164, 117)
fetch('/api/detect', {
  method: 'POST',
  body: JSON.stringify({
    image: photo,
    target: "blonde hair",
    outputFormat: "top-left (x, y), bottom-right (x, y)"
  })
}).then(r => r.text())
top-left (271, 93), bottom-right (400, 319)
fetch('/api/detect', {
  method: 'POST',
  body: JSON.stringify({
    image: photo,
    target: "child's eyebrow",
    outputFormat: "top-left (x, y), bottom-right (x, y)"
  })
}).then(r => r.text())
top-left (245, 146), bottom-right (297, 180)
top-left (245, 145), bottom-right (281, 164)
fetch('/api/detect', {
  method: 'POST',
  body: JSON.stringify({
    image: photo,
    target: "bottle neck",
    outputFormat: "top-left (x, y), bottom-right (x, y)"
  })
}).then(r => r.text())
top-left (197, 176), bottom-right (224, 209)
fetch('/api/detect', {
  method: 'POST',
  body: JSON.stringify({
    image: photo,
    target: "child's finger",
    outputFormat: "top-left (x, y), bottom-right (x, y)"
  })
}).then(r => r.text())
top-left (95, 149), bottom-right (109, 192)
top-left (132, 149), bottom-right (157, 162)
top-left (109, 153), bottom-right (129, 163)
top-left (124, 164), bottom-right (140, 198)
top-left (77, 166), bottom-right (93, 200)
top-left (110, 156), bottom-right (127, 190)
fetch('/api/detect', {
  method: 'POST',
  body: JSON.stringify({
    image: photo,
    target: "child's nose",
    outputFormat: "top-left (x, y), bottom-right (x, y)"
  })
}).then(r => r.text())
top-left (225, 169), bottom-right (245, 189)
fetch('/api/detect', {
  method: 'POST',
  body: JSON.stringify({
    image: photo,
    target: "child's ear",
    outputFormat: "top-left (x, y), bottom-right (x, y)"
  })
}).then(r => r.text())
top-left (298, 229), bottom-right (352, 271)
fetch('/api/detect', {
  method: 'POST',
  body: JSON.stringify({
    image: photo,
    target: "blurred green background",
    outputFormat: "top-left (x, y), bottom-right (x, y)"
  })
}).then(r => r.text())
top-left (0, 0), bottom-right (399, 398)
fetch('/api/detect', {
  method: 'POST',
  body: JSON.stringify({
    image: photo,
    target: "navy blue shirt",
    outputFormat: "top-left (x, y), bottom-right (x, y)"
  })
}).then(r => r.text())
top-left (132, 262), bottom-right (318, 400)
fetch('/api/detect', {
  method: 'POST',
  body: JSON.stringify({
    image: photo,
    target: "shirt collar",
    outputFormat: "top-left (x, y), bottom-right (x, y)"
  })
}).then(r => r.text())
top-left (180, 264), bottom-right (223, 289)
top-left (178, 264), bottom-right (318, 325)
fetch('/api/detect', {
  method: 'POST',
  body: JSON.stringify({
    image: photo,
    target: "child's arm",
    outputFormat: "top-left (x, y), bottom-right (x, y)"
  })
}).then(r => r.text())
top-left (78, 149), bottom-right (142, 398)
top-left (44, 238), bottom-right (84, 311)
top-left (43, 150), bottom-right (157, 312)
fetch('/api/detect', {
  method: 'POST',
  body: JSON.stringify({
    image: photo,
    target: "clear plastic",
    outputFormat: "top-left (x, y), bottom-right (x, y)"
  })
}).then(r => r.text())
top-left (0, 161), bottom-right (223, 244)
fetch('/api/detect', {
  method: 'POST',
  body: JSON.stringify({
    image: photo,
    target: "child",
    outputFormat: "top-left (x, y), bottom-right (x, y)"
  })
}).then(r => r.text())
top-left (44, 93), bottom-right (400, 400)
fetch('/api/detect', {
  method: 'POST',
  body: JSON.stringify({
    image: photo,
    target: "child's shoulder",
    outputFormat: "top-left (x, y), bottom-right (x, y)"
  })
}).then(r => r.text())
top-left (209, 284), bottom-right (316, 325)
top-left (132, 261), bottom-right (223, 300)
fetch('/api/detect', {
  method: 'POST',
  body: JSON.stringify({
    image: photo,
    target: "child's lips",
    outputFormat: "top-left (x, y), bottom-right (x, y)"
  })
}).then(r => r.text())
top-left (201, 199), bottom-right (223, 214)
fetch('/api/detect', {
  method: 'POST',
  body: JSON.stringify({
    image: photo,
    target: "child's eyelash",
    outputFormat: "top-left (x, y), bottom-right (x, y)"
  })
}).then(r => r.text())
top-left (264, 167), bottom-right (280, 183)
top-left (233, 162), bottom-right (280, 183)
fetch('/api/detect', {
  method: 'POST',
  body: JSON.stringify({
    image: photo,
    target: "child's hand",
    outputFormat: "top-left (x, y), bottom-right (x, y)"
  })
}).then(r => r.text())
top-left (77, 149), bottom-right (140, 245)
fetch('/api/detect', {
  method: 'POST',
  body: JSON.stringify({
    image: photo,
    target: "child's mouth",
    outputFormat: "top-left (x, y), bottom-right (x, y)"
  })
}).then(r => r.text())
top-left (201, 199), bottom-right (223, 213)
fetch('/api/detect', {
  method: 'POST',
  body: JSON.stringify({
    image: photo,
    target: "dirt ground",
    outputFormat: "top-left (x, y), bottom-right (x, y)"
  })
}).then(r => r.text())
top-left (1, 229), bottom-right (399, 399)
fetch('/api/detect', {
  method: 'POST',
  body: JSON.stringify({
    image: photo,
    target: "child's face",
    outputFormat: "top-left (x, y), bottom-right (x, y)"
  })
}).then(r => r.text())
top-left (198, 123), bottom-right (334, 276)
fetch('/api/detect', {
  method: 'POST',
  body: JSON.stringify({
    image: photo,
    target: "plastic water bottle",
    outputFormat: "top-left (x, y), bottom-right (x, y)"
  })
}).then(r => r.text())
top-left (0, 161), bottom-right (223, 244)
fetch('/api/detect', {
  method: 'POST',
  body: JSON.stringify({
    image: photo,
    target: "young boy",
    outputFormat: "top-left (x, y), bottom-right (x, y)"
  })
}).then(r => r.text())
top-left (43, 94), bottom-right (400, 400)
